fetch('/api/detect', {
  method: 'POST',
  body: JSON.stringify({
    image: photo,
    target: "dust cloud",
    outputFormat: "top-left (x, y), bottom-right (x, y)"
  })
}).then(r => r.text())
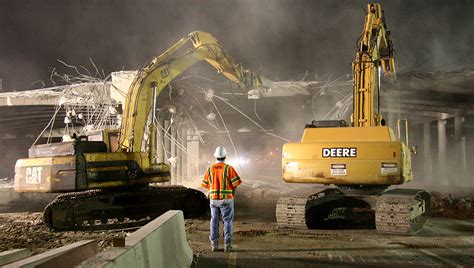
top-left (0, 0), bottom-right (473, 90)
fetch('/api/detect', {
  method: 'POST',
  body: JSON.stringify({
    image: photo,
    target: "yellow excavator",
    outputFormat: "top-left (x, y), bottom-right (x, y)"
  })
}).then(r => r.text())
top-left (276, 3), bottom-right (430, 235)
top-left (14, 31), bottom-right (271, 230)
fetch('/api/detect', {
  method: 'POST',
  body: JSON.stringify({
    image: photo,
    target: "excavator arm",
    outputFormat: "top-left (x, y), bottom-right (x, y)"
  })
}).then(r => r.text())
top-left (118, 31), bottom-right (271, 157)
top-left (352, 3), bottom-right (396, 127)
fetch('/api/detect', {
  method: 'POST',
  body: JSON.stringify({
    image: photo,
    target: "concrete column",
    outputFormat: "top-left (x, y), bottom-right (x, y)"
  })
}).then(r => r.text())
top-left (164, 120), bottom-right (171, 162)
top-left (180, 126), bottom-right (188, 184)
top-left (164, 119), bottom-right (171, 186)
top-left (176, 126), bottom-right (182, 185)
top-left (186, 130), bottom-right (200, 188)
top-left (157, 115), bottom-right (165, 163)
top-left (422, 122), bottom-right (432, 184)
top-left (170, 124), bottom-right (177, 185)
top-left (454, 116), bottom-right (466, 186)
top-left (437, 119), bottom-right (447, 185)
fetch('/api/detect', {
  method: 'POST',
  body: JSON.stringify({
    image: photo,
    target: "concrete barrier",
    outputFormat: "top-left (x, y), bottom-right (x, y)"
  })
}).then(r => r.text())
top-left (0, 186), bottom-right (19, 206)
top-left (0, 248), bottom-right (31, 265)
top-left (4, 240), bottom-right (98, 268)
top-left (78, 210), bottom-right (193, 268)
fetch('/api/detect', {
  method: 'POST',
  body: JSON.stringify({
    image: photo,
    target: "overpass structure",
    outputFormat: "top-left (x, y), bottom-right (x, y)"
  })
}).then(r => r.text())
top-left (0, 69), bottom-right (472, 190)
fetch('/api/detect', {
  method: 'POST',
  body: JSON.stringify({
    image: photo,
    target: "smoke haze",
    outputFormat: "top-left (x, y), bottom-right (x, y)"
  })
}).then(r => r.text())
top-left (0, 0), bottom-right (473, 90)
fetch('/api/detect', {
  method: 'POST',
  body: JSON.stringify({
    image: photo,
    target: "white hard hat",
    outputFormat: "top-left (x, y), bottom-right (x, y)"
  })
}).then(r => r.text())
top-left (213, 146), bottom-right (227, 158)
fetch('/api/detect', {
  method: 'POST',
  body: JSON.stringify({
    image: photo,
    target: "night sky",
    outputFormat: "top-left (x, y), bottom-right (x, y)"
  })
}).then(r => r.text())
top-left (1, 0), bottom-right (473, 90)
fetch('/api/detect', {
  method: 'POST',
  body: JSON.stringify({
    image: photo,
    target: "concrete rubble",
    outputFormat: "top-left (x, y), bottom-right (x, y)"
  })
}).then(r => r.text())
top-left (430, 191), bottom-right (474, 218)
top-left (0, 213), bottom-right (131, 255)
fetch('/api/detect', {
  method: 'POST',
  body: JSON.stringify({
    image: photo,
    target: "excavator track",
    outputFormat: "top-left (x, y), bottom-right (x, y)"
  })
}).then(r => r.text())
top-left (276, 188), bottom-right (346, 229)
top-left (276, 195), bottom-right (308, 228)
top-left (43, 186), bottom-right (208, 231)
top-left (276, 187), bottom-right (431, 235)
top-left (375, 189), bottom-right (431, 235)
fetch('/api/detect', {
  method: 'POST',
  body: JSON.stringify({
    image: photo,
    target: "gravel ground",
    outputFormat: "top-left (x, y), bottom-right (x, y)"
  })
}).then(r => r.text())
top-left (0, 212), bottom-right (132, 254)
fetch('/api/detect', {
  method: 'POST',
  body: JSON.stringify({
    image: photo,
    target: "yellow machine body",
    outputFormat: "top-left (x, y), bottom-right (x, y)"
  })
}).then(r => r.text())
top-left (282, 126), bottom-right (413, 186)
top-left (14, 151), bottom-right (170, 193)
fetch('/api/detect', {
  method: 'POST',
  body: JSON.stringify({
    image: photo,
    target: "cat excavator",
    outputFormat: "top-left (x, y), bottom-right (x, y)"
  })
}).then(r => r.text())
top-left (14, 31), bottom-right (271, 230)
top-left (276, 3), bottom-right (430, 235)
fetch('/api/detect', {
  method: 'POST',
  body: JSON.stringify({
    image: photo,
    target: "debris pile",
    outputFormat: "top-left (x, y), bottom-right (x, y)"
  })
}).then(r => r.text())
top-left (233, 181), bottom-right (288, 221)
top-left (430, 192), bottom-right (474, 219)
top-left (240, 182), bottom-right (282, 201)
top-left (0, 212), bottom-right (131, 254)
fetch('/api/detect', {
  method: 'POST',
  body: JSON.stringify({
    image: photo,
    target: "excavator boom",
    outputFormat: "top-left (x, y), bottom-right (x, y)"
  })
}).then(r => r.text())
top-left (119, 31), bottom-right (270, 153)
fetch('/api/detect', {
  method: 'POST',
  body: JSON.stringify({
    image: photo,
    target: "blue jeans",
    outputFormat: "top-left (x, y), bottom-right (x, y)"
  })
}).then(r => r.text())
top-left (210, 198), bottom-right (234, 245)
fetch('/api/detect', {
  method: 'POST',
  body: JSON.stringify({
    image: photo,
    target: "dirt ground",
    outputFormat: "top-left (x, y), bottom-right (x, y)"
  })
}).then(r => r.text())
top-left (0, 183), bottom-right (472, 261)
top-left (191, 217), bottom-right (474, 267)
top-left (1, 210), bottom-right (473, 267)
top-left (0, 212), bottom-right (131, 254)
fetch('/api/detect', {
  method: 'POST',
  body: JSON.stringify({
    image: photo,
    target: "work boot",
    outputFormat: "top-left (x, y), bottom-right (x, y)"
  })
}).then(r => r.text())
top-left (211, 242), bottom-right (218, 252)
top-left (224, 243), bottom-right (232, 252)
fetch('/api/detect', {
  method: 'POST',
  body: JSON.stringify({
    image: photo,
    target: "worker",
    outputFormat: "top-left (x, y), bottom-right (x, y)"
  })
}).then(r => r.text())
top-left (201, 146), bottom-right (242, 252)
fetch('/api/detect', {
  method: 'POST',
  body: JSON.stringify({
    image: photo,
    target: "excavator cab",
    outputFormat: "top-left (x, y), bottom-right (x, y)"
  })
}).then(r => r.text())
top-left (86, 129), bottom-right (120, 152)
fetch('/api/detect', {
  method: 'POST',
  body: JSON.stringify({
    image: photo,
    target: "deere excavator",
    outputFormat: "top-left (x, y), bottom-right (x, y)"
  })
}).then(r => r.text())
top-left (14, 31), bottom-right (270, 231)
top-left (276, 3), bottom-right (430, 235)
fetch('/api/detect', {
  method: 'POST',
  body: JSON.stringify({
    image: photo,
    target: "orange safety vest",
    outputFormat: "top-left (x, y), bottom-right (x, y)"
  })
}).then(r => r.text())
top-left (201, 162), bottom-right (242, 200)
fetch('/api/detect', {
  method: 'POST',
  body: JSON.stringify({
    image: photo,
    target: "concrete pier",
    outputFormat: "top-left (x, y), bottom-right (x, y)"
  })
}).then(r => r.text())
top-left (422, 122), bottom-right (433, 184)
top-left (437, 119), bottom-right (447, 185)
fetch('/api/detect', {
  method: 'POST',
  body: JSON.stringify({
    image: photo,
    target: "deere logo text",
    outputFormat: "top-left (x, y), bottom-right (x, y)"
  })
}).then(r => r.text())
top-left (322, 148), bottom-right (357, 158)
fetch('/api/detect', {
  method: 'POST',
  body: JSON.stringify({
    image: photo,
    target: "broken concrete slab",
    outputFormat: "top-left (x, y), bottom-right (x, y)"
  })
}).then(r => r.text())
top-left (0, 248), bottom-right (31, 266)
top-left (3, 240), bottom-right (98, 268)
top-left (78, 210), bottom-right (193, 268)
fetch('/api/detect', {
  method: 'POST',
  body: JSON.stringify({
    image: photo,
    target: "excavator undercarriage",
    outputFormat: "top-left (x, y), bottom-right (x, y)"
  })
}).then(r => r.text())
top-left (276, 187), bottom-right (430, 235)
top-left (43, 186), bottom-right (207, 231)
